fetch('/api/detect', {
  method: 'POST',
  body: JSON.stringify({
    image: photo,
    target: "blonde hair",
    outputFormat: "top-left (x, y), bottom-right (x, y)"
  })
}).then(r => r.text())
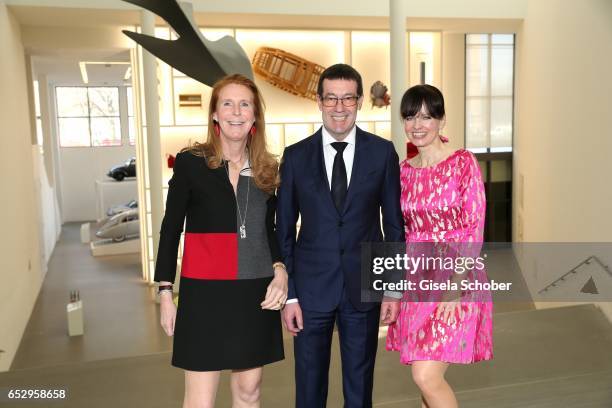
top-left (182, 74), bottom-right (279, 194)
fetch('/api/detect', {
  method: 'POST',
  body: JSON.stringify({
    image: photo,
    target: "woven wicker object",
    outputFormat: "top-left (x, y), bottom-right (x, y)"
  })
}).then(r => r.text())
top-left (252, 47), bottom-right (325, 101)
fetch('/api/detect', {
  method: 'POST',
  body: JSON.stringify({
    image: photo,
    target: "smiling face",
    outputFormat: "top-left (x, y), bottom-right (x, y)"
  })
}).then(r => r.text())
top-left (317, 78), bottom-right (363, 141)
top-left (403, 104), bottom-right (445, 147)
top-left (212, 83), bottom-right (256, 142)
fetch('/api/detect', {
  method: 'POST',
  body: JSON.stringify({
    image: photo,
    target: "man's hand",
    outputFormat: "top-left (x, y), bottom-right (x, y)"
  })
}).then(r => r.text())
top-left (281, 302), bottom-right (303, 336)
top-left (379, 297), bottom-right (400, 325)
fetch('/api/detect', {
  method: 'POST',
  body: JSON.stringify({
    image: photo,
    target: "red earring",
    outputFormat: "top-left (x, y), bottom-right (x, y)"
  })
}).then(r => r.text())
top-left (250, 125), bottom-right (256, 137)
top-left (213, 122), bottom-right (220, 137)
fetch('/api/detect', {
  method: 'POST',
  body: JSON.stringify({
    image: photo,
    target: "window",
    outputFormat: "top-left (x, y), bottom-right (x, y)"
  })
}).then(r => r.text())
top-left (465, 34), bottom-right (515, 152)
top-left (56, 87), bottom-right (121, 147)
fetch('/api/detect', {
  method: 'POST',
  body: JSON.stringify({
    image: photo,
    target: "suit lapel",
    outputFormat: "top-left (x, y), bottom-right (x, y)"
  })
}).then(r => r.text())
top-left (311, 129), bottom-right (338, 215)
top-left (312, 129), bottom-right (328, 189)
top-left (342, 128), bottom-right (369, 214)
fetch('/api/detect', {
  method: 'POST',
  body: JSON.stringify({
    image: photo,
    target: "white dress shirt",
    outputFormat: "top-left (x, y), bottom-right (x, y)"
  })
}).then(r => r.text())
top-left (285, 126), bottom-right (357, 305)
top-left (322, 125), bottom-right (356, 189)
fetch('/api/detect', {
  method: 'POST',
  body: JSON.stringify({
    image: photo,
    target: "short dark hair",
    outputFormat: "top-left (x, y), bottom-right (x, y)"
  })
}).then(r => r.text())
top-left (317, 64), bottom-right (363, 98)
top-left (400, 84), bottom-right (445, 120)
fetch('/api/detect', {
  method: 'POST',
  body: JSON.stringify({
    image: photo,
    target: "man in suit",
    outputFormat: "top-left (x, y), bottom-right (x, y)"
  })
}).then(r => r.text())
top-left (276, 64), bottom-right (405, 408)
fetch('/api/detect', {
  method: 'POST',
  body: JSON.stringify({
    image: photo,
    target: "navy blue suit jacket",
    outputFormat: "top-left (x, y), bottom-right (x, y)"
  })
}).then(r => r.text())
top-left (276, 127), bottom-right (405, 312)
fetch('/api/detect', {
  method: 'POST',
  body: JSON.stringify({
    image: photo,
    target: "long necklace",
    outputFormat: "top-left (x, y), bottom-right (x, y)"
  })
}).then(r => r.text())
top-left (225, 159), bottom-right (250, 239)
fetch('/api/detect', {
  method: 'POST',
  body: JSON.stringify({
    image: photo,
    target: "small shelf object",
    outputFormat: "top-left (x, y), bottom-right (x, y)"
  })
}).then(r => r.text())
top-left (178, 94), bottom-right (203, 107)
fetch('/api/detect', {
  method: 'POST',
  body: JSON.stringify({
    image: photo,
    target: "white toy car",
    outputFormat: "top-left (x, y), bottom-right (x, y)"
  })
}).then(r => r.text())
top-left (106, 199), bottom-right (138, 217)
top-left (96, 209), bottom-right (140, 242)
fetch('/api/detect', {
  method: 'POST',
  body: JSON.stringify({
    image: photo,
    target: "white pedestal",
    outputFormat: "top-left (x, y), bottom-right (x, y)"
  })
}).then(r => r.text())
top-left (95, 179), bottom-right (137, 221)
top-left (90, 237), bottom-right (141, 256)
top-left (67, 300), bottom-right (84, 336)
top-left (80, 223), bottom-right (91, 243)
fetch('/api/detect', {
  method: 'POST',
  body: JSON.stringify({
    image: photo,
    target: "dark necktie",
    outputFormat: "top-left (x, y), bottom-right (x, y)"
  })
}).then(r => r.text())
top-left (330, 142), bottom-right (348, 212)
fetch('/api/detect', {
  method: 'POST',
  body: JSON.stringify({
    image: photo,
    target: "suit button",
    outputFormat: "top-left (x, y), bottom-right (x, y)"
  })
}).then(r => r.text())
top-left (338, 221), bottom-right (343, 227)
top-left (340, 249), bottom-right (345, 255)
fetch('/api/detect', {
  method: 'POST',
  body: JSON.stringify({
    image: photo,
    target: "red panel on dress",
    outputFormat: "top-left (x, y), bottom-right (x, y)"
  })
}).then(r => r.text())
top-left (181, 233), bottom-right (238, 280)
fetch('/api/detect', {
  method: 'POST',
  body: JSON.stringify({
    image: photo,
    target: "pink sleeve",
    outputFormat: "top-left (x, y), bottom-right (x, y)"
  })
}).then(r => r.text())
top-left (457, 152), bottom-right (490, 301)
top-left (459, 151), bottom-right (486, 243)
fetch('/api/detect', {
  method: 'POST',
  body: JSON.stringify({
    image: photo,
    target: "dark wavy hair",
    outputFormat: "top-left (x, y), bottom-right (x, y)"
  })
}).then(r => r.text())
top-left (400, 84), bottom-right (445, 119)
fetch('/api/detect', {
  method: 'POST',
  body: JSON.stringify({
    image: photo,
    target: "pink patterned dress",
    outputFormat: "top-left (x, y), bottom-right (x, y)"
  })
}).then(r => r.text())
top-left (386, 148), bottom-right (493, 364)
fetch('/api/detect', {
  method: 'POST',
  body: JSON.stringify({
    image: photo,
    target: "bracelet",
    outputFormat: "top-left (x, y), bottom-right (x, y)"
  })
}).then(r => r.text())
top-left (272, 262), bottom-right (286, 271)
top-left (158, 284), bottom-right (173, 294)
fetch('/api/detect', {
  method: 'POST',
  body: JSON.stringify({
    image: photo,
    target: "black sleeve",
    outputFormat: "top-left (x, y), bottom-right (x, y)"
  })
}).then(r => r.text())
top-left (265, 194), bottom-right (283, 263)
top-left (154, 152), bottom-right (190, 283)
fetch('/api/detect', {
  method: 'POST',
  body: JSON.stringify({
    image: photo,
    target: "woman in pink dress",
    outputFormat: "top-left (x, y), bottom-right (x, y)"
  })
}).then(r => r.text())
top-left (385, 85), bottom-right (493, 407)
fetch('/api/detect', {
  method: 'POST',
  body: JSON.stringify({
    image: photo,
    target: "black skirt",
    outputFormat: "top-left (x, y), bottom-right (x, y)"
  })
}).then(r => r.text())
top-left (171, 276), bottom-right (284, 371)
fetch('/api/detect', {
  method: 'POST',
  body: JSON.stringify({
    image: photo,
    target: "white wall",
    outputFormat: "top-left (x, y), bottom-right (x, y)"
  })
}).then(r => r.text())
top-left (441, 32), bottom-right (466, 151)
top-left (0, 1), bottom-right (43, 372)
top-left (58, 145), bottom-right (136, 222)
top-left (516, 0), bottom-right (612, 241)
top-left (32, 146), bottom-right (61, 269)
top-left (514, 0), bottom-right (612, 318)
top-left (33, 76), bottom-right (62, 275)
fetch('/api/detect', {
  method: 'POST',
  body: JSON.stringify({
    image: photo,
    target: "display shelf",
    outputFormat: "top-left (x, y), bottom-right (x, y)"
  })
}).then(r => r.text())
top-left (90, 237), bottom-right (140, 256)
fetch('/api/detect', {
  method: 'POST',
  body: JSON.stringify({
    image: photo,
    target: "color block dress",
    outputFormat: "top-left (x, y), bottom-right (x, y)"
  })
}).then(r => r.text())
top-left (386, 148), bottom-right (493, 364)
top-left (155, 151), bottom-right (284, 371)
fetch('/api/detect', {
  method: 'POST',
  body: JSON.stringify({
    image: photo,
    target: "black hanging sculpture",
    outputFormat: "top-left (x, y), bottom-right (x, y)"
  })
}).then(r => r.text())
top-left (121, 0), bottom-right (253, 86)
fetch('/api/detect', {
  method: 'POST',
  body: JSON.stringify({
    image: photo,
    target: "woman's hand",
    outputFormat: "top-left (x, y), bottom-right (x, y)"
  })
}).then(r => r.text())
top-left (159, 292), bottom-right (177, 336)
top-left (261, 266), bottom-right (288, 310)
top-left (435, 300), bottom-right (463, 325)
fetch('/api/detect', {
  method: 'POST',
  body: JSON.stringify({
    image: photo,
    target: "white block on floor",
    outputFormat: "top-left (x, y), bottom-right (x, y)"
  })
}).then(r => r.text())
top-left (67, 300), bottom-right (84, 336)
top-left (80, 223), bottom-right (91, 243)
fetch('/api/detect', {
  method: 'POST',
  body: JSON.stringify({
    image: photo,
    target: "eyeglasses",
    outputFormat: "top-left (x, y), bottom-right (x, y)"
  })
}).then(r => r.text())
top-left (321, 95), bottom-right (359, 107)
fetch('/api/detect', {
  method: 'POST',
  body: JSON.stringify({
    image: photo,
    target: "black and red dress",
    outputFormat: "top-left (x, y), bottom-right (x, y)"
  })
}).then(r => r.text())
top-left (155, 151), bottom-right (284, 371)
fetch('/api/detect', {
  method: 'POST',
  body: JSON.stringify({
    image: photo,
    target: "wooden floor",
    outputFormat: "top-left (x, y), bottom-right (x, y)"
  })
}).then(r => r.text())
top-left (10, 224), bottom-right (172, 370)
top-left (2, 224), bottom-right (612, 407)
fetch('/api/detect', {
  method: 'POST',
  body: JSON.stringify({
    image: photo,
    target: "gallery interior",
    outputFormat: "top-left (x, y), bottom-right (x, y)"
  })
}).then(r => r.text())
top-left (1, 0), bottom-right (611, 406)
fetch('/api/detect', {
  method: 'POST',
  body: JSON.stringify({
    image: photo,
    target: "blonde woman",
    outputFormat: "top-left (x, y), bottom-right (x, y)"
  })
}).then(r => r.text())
top-left (156, 74), bottom-right (287, 407)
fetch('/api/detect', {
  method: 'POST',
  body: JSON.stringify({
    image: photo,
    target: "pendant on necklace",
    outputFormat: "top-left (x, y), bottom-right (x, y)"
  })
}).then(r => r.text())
top-left (239, 225), bottom-right (247, 239)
